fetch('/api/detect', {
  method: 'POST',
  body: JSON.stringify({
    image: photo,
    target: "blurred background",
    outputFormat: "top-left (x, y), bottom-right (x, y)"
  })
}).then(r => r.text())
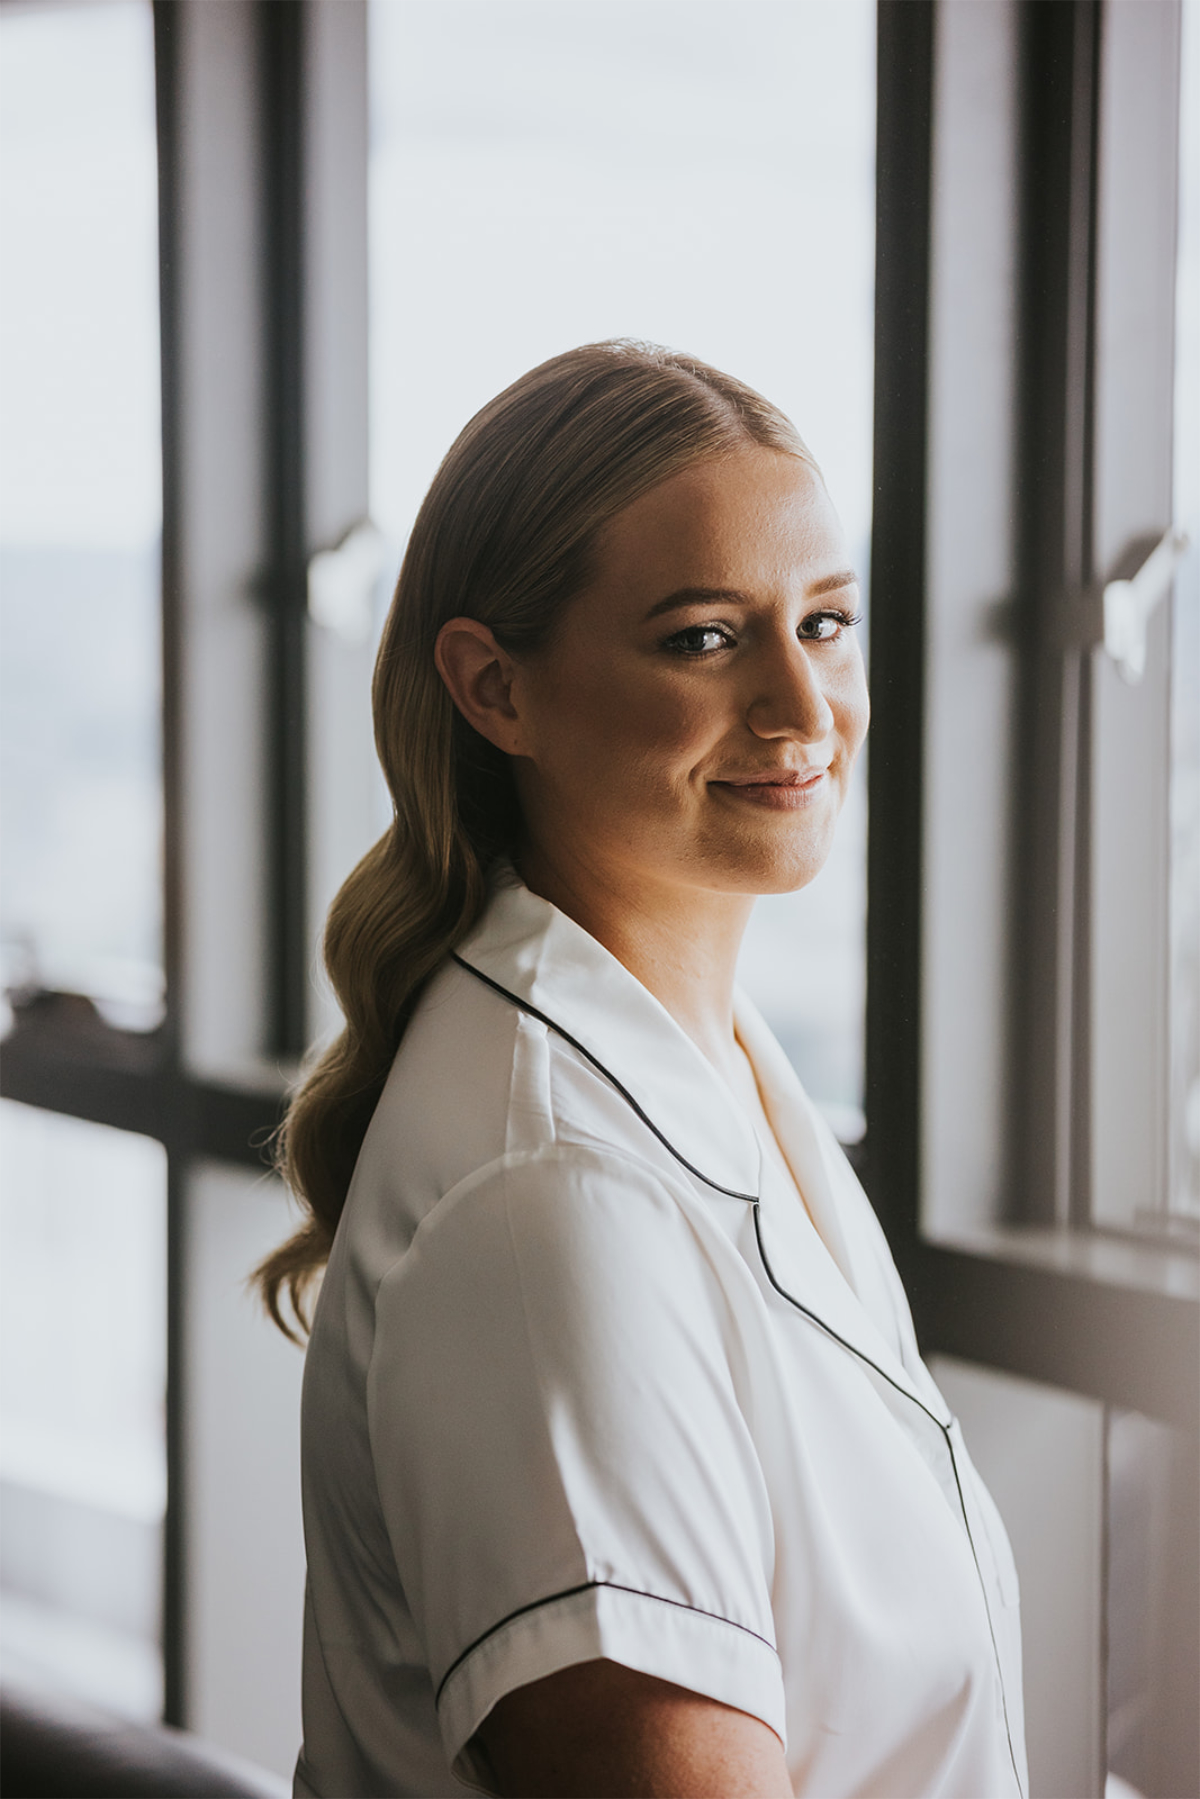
top-left (0, 2), bottom-right (1195, 1796)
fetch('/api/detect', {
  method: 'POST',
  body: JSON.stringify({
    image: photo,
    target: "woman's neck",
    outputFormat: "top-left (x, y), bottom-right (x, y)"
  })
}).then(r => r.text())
top-left (515, 840), bottom-right (755, 1083)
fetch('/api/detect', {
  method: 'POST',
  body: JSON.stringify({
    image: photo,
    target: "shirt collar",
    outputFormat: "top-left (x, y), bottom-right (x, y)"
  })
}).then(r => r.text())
top-left (455, 865), bottom-right (947, 1424)
top-left (454, 864), bottom-right (763, 1201)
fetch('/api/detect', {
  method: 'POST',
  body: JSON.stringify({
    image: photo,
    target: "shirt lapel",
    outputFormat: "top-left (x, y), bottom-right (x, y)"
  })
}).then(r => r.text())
top-left (454, 867), bottom-right (761, 1200)
top-left (735, 990), bottom-right (950, 1421)
top-left (455, 868), bottom-right (946, 1424)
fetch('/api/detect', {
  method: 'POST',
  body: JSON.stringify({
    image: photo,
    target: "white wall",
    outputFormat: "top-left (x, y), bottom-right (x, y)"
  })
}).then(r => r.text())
top-left (931, 1355), bottom-right (1106, 1799)
top-left (185, 1163), bottom-right (306, 1780)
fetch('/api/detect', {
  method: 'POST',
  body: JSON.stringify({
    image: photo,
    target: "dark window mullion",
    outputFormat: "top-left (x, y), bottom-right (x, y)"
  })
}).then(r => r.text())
top-left (152, 1), bottom-right (188, 1722)
top-left (864, 0), bottom-right (935, 1271)
top-left (261, 0), bottom-right (311, 1062)
top-left (1010, 0), bottom-right (1103, 1231)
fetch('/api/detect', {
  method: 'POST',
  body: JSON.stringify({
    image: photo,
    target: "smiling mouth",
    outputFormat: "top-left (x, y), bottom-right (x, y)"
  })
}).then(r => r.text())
top-left (711, 768), bottom-right (830, 809)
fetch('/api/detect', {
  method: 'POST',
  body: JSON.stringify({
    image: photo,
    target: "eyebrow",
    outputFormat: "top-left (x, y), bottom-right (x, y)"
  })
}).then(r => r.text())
top-left (643, 570), bottom-right (859, 622)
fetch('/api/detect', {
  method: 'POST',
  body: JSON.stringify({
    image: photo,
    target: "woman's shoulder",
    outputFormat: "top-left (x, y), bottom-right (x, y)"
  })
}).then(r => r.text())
top-left (337, 954), bottom-right (692, 1272)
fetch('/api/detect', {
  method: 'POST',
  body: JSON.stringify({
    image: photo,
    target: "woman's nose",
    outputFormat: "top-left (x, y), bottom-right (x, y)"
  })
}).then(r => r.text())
top-left (745, 642), bottom-right (836, 743)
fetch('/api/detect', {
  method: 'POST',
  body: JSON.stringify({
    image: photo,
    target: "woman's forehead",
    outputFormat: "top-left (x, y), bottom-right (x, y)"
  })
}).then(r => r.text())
top-left (589, 447), bottom-right (845, 602)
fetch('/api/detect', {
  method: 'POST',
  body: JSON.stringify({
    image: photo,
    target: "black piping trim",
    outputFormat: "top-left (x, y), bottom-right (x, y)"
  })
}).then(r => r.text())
top-left (944, 1429), bottom-right (1026, 1797)
top-left (451, 956), bottom-right (758, 1203)
top-left (434, 1578), bottom-right (778, 1708)
top-left (757, 1211), bottom-right (1022, 1794)
top-left (750, 1207), bottom-right (950, 1431)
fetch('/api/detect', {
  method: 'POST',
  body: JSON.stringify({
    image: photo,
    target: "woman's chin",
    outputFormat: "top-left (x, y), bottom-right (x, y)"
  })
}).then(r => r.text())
top-left (709, 809), bottom-right (840, 895)
top-left (747, 855), bottom-right (832, 896)
top-left (689, 834), bottom-right (837, 898)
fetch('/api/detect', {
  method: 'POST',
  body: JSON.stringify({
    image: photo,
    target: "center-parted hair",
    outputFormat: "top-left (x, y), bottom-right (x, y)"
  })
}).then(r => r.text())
top-left (256, 339), bottom-right (813, 1338)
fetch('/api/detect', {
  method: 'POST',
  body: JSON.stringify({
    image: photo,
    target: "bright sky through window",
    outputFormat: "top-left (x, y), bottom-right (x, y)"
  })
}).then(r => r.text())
top-left (369, 0), bottom-right (876, 1136)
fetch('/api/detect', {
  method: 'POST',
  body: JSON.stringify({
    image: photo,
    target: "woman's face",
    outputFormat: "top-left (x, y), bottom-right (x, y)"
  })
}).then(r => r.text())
top-left (494, 445), bottom-right (868, 902)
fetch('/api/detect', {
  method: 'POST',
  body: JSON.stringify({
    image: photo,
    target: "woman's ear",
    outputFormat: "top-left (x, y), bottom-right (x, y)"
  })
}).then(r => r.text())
top-left (434, 618), bottom-right (526, 756)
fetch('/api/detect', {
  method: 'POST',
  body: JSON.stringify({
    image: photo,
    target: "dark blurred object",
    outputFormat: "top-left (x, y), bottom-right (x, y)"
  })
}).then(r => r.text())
top-left (0, 1681), bottom-right (289, 1799)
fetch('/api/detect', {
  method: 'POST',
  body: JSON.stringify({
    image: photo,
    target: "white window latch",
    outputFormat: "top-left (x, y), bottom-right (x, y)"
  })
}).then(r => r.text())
top-left (1102, 525), bottom-right (1189, 685)
top-left (307, 519), bottom-right (389, 647)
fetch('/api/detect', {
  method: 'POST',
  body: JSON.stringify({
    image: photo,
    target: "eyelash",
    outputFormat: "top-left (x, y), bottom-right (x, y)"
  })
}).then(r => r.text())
top-left (663, 608), bottom-right (863, 658)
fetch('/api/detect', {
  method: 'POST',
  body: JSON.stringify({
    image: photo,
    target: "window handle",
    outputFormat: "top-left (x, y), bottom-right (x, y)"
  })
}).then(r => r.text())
top-left (307, 518), bottom-right (388, 646)
top-left (1102, 525), bottom-right (1189, 684)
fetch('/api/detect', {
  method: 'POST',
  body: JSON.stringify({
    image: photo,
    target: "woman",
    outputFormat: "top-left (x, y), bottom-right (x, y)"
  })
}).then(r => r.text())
top-left (259, 341), bottom-right (1027, 1799)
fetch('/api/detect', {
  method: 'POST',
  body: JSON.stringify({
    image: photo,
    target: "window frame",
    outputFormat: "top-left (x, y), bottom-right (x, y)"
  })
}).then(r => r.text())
top-left (0, 0), bottom-right (367, 1723)
top-left (870, 16), bottom-right (1198, 1783)
top-left (866, 0), bottom-right (1198, 1434)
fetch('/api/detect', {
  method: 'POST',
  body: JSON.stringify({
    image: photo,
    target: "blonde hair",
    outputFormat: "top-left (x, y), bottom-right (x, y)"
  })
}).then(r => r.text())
top-left (256, 339), bottom-right (813, 1338)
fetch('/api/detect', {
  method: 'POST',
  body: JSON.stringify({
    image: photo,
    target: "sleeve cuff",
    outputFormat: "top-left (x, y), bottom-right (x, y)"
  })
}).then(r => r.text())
top-left (437, 1580), bottom-right (786, 1789)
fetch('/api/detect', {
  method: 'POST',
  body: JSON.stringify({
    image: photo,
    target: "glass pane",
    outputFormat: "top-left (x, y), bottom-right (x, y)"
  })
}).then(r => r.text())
top-left (0, 0), bottom-right (163, 1029)
top-left (369, 0), bottom-right (875, 1137)
top-left (0, 1100), bottom-right (167, 1718)
top-left (1170, 0), bottom-right (1200, 1220)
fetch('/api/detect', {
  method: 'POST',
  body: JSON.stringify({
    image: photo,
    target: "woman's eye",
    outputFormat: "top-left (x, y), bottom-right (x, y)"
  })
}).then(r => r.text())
top-left (664, 624), bottom-right (734, 656)
top-left (798, 608), bottom-right (861, 642)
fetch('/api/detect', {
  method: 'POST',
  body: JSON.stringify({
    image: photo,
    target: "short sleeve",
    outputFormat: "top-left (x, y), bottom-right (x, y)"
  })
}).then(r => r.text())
top-left (366, 1145), bottom-right (784, 1784)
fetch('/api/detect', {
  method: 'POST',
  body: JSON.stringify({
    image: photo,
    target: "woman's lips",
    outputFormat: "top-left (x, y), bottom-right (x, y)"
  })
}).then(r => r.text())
top-left (711, 768), bottom-right (830, 809)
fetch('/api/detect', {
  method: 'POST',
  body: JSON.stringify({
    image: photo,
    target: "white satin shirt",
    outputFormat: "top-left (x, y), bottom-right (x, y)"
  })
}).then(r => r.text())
top-left (294, 867), bottom-right (1028, 1798)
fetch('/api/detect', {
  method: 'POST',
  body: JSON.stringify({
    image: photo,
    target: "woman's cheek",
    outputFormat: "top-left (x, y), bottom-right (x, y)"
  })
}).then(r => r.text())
top-left (595, 680), bottom-right (703, 759)
top-left (830, 655), bottom-right (870, 755)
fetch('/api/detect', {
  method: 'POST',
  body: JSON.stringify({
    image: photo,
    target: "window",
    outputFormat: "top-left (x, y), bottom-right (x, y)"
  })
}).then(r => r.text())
top-left (0, 0), bottom-right (167, 1717)
top-left (872, 3), bottom-right (1198, 1790)
top-left (881, 0), bottom-right (1200, 1338)
top-left (0, 0), bottom-right (315, 1761)
top-left (369, 0), bottom-right (876, 1140)
top-left (0, 0), bottom-right (164, 1028)
top-left (1087, 0), bottom-right (1194, 1244)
